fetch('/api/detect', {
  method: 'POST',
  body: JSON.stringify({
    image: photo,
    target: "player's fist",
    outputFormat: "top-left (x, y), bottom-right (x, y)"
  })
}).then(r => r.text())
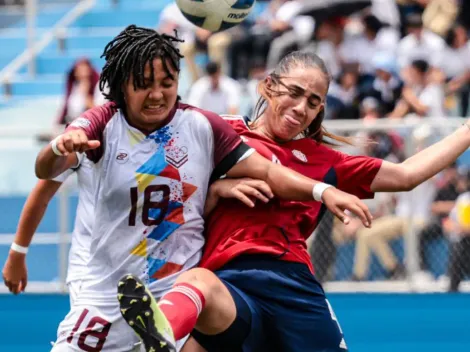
top-left (322, 187), bottom-right (373, 228)
top-left (53, 129), bottom-right (100, 156)
top-left (2, 250), bottom-right (28, 295)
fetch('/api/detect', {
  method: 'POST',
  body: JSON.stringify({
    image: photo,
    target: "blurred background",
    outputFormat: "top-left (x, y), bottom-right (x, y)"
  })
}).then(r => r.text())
top-left (0, 0), bottom-right (470, 351)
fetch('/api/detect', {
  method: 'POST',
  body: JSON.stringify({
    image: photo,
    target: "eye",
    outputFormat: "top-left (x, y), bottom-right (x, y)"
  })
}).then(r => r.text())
top-left (162, 80), bottom-right (174, 88)
top-left (288, 87), bottom-right (303, 98)
top-left (308, 100), bottom-right (319, 109)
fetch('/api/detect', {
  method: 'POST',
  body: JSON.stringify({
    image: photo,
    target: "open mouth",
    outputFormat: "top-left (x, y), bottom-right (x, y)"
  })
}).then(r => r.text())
top-left (143, 103), bottom-right (165, 114)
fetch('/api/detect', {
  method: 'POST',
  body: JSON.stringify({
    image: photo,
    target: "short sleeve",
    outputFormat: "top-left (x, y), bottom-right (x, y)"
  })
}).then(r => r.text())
top-left (187, 107), bottom-right (252, 181)
top-left (65, 102), bottom-right (117, 163)
top-left (334, 152), bottom-right (383, 199)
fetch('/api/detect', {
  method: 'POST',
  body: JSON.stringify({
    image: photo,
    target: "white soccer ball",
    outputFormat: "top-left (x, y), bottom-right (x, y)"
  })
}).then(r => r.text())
top-left (175, 0), bottom-right (256, 32)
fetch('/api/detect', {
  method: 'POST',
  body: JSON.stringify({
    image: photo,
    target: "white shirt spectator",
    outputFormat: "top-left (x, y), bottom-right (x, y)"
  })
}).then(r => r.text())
top-left (397, 30), bottom-right (445, 69)
top-left (315, 40), bottom-right (341, 78)
top-left (395, 178), bottom-right (436, 221)
top-left (339, 27), bottom-right (399, 75)
top-left (371, 0), bottom-right (400, 27)
top-left (158, 3), bottom-right (197, 45)
top-left (187, 75), bottom-right (242, 115)
top-left (418, 84), bottom-right (446, 118)
top-left (275, 0), bottom-right (315, 43)
top-left (439, 41), bottom-right (470, 78)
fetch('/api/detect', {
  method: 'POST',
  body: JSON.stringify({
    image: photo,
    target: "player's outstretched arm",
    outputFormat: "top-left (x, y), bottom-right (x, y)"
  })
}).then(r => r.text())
top-left (225, 151), bottom-right (372, 227)
top-left (2, 179), bottom-right (62, 294)
top-left (371, 122), bottom-right (470, 193)
top-left (35, 129), bottom-right (99, 179)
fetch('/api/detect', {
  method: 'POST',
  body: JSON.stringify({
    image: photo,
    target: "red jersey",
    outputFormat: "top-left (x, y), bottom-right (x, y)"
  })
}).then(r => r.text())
top-left (199, 116), bottom-right (383, 272)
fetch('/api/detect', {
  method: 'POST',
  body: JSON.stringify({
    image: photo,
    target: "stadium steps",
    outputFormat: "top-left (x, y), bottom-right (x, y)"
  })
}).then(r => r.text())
top-left (0, 0), bottom-right (174, 102)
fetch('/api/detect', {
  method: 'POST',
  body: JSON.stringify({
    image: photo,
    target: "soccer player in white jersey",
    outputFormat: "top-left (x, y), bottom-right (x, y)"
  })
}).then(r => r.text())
top-left (2, 154), bottom-right (93, 306)
top-left (35, 25), bottom-right (372, 352)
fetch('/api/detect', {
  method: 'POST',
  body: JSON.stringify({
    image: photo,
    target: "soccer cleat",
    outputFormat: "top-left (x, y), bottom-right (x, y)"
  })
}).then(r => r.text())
top-left (118, 274), bottom-right (176, 352)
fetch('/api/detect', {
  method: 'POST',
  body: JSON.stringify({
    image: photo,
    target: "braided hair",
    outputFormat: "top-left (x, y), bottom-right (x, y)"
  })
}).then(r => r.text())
top-left (99, 25), bottom-right (184, 108)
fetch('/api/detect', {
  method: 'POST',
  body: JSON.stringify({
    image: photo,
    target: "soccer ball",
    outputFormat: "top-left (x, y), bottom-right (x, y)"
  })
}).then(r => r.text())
top-left (175, 0), bottom-right (256, 32)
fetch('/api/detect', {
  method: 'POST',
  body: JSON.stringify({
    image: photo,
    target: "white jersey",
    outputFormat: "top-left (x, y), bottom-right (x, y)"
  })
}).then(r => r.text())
top-left (67, 102), bottom-right (250, 304)
top-left (53, 155), bottom-right (95, 285)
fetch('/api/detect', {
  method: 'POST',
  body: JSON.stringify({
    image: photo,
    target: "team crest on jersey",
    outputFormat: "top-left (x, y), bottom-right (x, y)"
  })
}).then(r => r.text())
top-left (69, 117), bottom-right (91, 129)
top-left (292, 150), bottom-right (307, 162)
top-left (165, 145), bottom-right (189, 168)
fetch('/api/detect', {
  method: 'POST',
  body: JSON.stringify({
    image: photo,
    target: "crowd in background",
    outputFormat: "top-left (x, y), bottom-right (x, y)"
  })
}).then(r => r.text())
top-left (38, 0), bottom-right (470, 291)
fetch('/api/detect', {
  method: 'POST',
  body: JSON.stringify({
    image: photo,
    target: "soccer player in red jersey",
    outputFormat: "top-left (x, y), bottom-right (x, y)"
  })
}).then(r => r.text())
top-left (118, 50), bottom-right (470, 352)
top-left (36, 26), bottom-right (372, 352)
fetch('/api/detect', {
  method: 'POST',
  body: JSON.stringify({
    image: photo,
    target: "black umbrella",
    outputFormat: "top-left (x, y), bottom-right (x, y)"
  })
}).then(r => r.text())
top-left (299, 0), bottom-right (372, 22)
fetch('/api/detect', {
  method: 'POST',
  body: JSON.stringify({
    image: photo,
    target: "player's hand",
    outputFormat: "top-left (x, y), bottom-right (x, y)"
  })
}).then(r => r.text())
top-left (322, 187), bottom-right (372, 228)
top-left (53, 129), bottom-right (100, 156)
top-left (213, 178), bottom-right (274, 208)
top-left (204, 178), bottom-right (274, 217)
top-left (2, 250), bottom-right (28, 294)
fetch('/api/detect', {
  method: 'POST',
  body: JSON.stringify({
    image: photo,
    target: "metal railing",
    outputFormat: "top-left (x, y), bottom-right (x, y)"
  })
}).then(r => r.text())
top-left (0, 0), bottom-right (95, 98)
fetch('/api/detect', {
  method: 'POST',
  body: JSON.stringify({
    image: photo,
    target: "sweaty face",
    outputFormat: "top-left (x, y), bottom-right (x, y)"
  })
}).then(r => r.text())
top-left (123, 58), bottom-right (179, 133)
top-left (264, 67), bottom-right (327, 142)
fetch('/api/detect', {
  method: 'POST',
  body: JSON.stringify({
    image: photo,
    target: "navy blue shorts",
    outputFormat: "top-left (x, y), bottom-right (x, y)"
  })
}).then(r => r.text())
top-left (192, 255), bottom-right (348, 352)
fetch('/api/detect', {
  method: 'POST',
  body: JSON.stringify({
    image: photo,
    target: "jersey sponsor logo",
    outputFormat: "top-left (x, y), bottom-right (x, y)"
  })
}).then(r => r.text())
top-left (116, 149), bottom-right (129, 164)
top-left (165, 146), bottom-right (189, 168)
top-left (69, 117), bottom-right (91, 129)
top-left (292, 149), bottom-right (307, 162)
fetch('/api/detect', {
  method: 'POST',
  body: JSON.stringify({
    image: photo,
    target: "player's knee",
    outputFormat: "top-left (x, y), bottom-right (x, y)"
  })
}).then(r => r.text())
top-left (174, 268), bottom-right (223, 304)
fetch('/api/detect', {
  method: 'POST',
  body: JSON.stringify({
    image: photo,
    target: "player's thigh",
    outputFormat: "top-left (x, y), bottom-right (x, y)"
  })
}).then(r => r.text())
top-left (191, 274), bottom-right (268, 352)
top-left (52, 304), bottom-right (140, 352)
top-left (271, 296), bottom-right (347, 352)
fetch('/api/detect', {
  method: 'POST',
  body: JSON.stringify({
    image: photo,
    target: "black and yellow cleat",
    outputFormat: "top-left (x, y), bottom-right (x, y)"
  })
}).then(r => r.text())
top-left (118, 274), bottom-right (176, 352)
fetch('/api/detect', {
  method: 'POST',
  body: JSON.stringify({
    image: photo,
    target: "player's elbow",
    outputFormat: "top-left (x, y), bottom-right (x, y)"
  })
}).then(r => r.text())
top-left (398, 165), bottom-right (415, 191)
top-left (34, 153), bottom-right (53, 180)
top-left (35, 160), bottom-right (48, 179)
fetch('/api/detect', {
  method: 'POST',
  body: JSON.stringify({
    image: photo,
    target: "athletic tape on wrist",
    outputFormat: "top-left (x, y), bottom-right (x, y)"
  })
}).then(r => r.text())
top-left (313, 183), bottom-right (333, 202)
top-left (11, 242), bottom-right (28, 254)
top-left (50, 136), bottom-right (63, 156)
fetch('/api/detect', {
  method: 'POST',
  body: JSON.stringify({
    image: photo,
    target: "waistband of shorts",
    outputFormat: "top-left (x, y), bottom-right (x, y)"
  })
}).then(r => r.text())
top-left (217, 254), bottom-right (311, 273)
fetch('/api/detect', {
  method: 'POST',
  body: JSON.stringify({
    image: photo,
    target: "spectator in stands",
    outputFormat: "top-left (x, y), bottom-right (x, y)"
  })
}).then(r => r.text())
top-left (362, 53), bottom-right (403, 115)
top-left (396, 14), bottom-right (445, 70)
top-left (327, 66), bottom-right (361, 120)
top-left (350, 131), bottom-right (435, 281)
top-left (158, 2), bottom-right (210, 83)
top-left (389, 59), bottom-right (446, 118)
top-left (442, 24), bottom-right (470, 116)
top-left (356, 15), bottom-right (400, 78)
top-left (415, 163), bottom-right (461, 281)
top-left (187, 62), bottom-right (242, 115)
top-left (360, 97), bottom-right (382, 120)
top-left (443, 174), bottom-right (470, 292)
top-left (265, 1), bottom-right (315, 70)
top-left (310, 17), bottom-right (347, 80)
top-left (228, 0), bottom-right (306, 80)
top-left (56, 58), bottom-right (99, 126)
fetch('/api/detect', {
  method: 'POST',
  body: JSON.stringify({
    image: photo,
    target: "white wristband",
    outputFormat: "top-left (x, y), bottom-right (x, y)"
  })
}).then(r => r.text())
top-left (313, 183), bottom-right (333, 202)
top-left (11, 242), bottom-right (28, 254)
top-left (50, 136), bottom-right (63, 156)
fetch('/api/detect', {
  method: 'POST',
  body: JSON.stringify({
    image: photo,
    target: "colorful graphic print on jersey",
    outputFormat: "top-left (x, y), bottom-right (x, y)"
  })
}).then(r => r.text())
top-left (128, 126), bottom-right (198, 283)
